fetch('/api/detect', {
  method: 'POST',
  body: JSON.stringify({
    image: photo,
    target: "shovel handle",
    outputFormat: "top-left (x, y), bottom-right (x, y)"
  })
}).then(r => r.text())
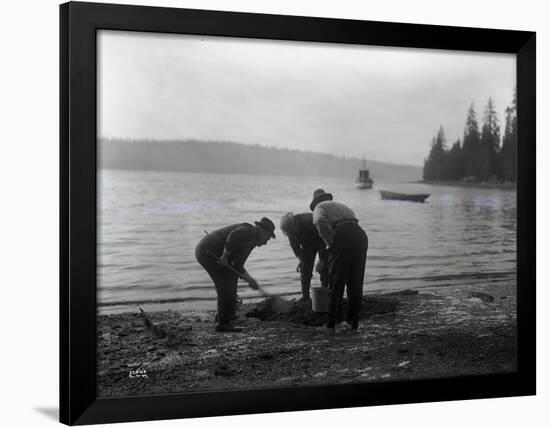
top-left (255, 285), bottom-right (270, 297)
top-left (226, 264), bottom-right (271, 297)
top-left (223, 263), bottom-right (271, 297)
top-left (205, 250), bottom-right (271, 296)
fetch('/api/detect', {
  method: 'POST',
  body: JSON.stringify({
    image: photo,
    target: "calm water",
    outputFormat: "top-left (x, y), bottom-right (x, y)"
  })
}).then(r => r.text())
top-left (98, 170), bottom-right (516, 313)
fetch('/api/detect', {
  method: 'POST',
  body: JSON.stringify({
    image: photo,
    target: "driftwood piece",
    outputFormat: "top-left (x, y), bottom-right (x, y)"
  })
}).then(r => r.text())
top-left (139, 308), bottom-right (168, 339)
top-left (467, 292), bottom-right (494, 303)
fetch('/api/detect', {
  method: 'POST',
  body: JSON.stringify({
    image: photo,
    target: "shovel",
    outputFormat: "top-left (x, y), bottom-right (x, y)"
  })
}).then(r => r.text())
top-left (217, 260), bottom-right (271, 297)
top-left (205, 250), bottom-right (290, 313)
top-left (220, 262), bottom-right (292, 314)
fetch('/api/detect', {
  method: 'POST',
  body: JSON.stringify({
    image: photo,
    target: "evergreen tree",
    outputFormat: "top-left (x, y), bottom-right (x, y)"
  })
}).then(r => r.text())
top-left (500, 88), bottom-right (517, 182)
top-left (422, 88), bottom-right (516, 183)
top-left (444, 139), bottom-right (464, 180)
top-left (462, 104), bottom-right (481, 179)
top-left (423, 126), bottom-right (447, 180)
top-left (479, 97), bottom-right (501, 181)
top-left (423, 137), bottom-right (436, 180)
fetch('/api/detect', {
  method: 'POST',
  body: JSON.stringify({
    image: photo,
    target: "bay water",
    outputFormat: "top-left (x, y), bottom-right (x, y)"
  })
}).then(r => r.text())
top-left (98, 170), bottom-right (516, 313)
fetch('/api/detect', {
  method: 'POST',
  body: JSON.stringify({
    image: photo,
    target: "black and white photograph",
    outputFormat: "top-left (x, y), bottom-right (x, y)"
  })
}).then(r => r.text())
top-left (96, 30), bottom-right (519, 397)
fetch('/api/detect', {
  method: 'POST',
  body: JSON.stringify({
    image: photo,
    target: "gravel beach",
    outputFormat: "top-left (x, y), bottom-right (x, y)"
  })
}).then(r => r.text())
top-left (97, 281), bottom-right (516, 397)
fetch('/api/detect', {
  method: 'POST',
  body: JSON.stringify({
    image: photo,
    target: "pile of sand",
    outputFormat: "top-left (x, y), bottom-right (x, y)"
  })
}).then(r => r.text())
top-left (245, 295), bottom-right (398, 326)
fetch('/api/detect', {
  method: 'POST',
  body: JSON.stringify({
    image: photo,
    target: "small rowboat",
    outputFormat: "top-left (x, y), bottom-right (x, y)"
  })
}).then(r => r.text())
top-left (379, 190), bottom-right (430, 203)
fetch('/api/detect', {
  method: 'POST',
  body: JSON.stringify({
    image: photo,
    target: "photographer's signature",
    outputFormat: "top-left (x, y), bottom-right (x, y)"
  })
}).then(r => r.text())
top-left (128, 367), bottom-right (148, 379)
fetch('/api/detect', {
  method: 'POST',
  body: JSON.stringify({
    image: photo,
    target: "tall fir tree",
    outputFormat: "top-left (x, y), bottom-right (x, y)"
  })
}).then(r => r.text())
top-left (462, 103), bottom-right (481, 179)
top-left (500, 88), bottom-right (517, 181)
top-left (479, 97), bottom-right (501, 181)
top-left (444, 139), bottom-right (464, 180)
top-left (423, 136), bottom-right (436, 180)
top-left (422, 89), bottom-right (517, 183)
top-left (423, 126), bottom-right (447, 180)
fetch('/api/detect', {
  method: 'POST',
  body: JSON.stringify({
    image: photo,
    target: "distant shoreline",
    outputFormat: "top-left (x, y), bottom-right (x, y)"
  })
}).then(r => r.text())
top-left (415, 180), bottom-right (516, 190)
top-left (98, 138), bottom-right (422, 182)
top-left (99, 167), bottom-right (423, 183)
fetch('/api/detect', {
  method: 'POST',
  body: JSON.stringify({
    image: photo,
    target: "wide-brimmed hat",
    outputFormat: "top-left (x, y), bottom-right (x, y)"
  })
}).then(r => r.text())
top-left (255, 217), bottom-right (276, 239)
top-left (310, 188), bottom-right (333, 211)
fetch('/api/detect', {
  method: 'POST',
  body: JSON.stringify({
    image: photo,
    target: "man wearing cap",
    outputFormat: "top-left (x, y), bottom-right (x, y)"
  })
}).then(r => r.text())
top-left (310, 189), bottom-right (368, 331)
top-left (195, 217), bottom-right (276, 332)
top-left (280, 212), bottom-right (328, 300)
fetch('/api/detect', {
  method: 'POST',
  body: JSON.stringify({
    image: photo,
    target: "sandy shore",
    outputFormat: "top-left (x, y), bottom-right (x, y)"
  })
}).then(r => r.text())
top-left (97, 281), bottom-right (516, 397)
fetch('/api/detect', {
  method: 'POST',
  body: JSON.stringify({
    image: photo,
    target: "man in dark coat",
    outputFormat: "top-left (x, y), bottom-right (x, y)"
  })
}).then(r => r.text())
top-left (195, 217), bottom-right (276, 332)
top-left (310, 189), bottom-right (368, 331)
top-left (280, 212), bottom-right (328, 300)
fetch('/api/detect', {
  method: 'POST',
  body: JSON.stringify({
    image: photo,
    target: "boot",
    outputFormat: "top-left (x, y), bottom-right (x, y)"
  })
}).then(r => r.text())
top-left (299, 291), bottom-right (311, 302)
top-left (215, 314), bottom-right (238, 322)
top-left (345, 319), bottom-right (359, 330)
top-left (316, 321), bottom-right (335, 334)
top-left (215, 322), bottom-right (243, 333)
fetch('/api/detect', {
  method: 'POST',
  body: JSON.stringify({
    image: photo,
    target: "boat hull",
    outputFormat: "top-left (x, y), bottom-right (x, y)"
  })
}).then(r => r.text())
top-left (355, 181), bottom-right (373, 189)
top-left (379, 190), bottom-right (430, 203)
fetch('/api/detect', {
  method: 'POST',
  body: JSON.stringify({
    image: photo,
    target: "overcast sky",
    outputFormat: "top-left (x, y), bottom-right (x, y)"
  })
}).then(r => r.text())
top-left (98, 30), bottom-right (515, 167)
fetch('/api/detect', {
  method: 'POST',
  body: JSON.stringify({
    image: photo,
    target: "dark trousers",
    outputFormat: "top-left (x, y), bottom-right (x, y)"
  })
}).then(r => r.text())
top-left (327, 222), bottom-right (368, 325)
top-left (300, 247), bottom-right (328, 298)
top-left (195, 240), bottom-right (238, 323)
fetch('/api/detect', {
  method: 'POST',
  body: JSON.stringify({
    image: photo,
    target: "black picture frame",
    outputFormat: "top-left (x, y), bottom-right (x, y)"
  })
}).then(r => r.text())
top-left (60, 1), bottom-right (536, 425)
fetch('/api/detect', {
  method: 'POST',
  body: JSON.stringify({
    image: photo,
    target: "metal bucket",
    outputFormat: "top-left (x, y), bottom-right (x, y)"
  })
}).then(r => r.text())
top-left (311, 286), bottom-right (329, 312)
